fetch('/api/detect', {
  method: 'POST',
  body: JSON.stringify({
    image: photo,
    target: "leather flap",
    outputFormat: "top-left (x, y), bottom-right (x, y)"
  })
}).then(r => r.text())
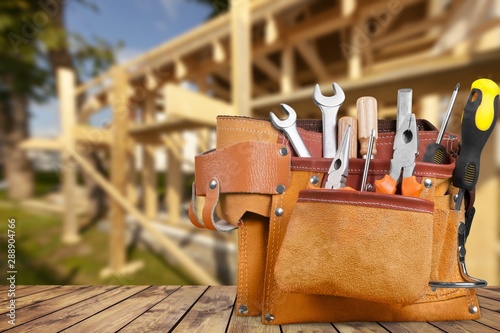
top-left (195, 140), bottom-right (291, 196)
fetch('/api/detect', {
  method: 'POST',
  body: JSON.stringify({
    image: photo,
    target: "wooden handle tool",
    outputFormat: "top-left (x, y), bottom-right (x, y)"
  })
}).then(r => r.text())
top-left (337, 117), bottom-right (357, 158)
top-left (356, 97), bottom-right (378, 158)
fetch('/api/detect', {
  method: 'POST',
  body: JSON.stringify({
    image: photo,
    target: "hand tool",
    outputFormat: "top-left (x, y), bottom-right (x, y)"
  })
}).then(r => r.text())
top-left (453, 78), bottom-right (499, 211)
top-left (313, 82), bottom-right (345, 158)
top-left (338, 116), bottom-right (357, 159)
top-left (374, 113), bottom-right (423, 197)
top-left (360, 128), bottom-right (376, 191)
top-left (324, 125), bottom-right (351, 189)
top-left (356, 97), bottom-right (378, 159)
top-left (429, 78), bottom-right (498, 290)
top-left (396, 89), bottom-right (412, 130)
top-left (422, 83), bottom-right (460, 164)
top-left (270, 103), bottom-right (311, 157)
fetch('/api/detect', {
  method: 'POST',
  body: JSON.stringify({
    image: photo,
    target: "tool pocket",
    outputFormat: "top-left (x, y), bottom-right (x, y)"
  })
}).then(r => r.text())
top-left (274, 189), bottom-right (434, 304)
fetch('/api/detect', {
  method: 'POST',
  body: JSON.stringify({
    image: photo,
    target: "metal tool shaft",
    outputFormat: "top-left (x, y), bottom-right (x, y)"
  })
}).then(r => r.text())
top-left (436, 83), bottom-right (460, 144)
top-left (361, 128), bottom-right (376, 191)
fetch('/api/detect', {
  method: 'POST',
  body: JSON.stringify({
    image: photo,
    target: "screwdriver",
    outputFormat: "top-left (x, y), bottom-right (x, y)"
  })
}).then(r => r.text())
top-left (338, 117), bottom-right (357, 158)
top-left (360, 128), bottom-right (376, 191)
top-left (453, 78), bottom-right (500, 211)
top-left (357, 97), bottom-right (378, 159)
top-left (422, 83), bottom-right (460, 164)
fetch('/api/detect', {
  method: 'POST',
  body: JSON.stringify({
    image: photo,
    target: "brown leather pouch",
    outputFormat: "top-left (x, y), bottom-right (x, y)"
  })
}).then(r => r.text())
top-left (189, 115), bottom-right (483, 324)
top-left (274, 190), bottom-right (434, 304)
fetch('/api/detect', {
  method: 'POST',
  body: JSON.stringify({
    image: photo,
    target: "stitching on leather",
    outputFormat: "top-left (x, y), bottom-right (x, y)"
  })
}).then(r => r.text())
top-left (219, 118), bottom-right (271, 126)
top-left (270, 193), bottom-right (284, 316)
top-left (299, 197), bottom-right (433, 214)
top-left (291, 166), bottom-right (452, 178)
top-left (240, 220), bottom-right (248, 307)
top-left (217, 126), bottom-right (276, 136)
top-left (265, 196), bottom-right (278, 312)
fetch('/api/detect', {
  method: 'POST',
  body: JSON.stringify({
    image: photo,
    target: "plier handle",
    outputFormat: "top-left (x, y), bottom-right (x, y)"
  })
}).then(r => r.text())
top-left (375, 114), bottom-right (423, 197)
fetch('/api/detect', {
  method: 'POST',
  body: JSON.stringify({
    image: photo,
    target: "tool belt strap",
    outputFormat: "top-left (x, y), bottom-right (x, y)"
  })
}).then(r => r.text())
top-left (194, 140), bottom-right (291, 196)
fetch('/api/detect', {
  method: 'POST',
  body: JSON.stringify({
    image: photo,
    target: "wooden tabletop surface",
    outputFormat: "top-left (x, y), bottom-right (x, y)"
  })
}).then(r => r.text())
top-left (0, 285), bottom-right (499, 332)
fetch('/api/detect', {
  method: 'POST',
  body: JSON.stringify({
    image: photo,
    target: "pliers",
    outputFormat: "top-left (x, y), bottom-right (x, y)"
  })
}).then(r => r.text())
top-left (375, 113), bottom-right (423, 197)
top-left (324, 125), bottom-right (352, 189)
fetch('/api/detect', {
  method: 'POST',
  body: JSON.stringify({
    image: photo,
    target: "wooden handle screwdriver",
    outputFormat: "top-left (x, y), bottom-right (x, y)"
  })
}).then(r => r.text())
top-left (357, 97), bottom-right (378, 158)
top-left (338, 117), bottom-right (357, 158)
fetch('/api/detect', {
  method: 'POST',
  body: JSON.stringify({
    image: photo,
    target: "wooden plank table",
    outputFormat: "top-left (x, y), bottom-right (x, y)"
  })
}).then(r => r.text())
top-left (0, 285), bottom-right (499, 332)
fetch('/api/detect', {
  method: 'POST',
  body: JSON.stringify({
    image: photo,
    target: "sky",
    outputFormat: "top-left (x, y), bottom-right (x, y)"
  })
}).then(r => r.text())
top-left (30, 0), bottom-right (213, 137)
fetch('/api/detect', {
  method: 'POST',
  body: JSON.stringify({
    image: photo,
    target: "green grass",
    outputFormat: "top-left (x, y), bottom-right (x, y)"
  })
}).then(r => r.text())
top-left (0, 204), bottom-right (192, 285)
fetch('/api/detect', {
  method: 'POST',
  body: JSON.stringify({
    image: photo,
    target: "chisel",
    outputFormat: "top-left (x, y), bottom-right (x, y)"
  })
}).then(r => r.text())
top-left (356, 97), bottom-right (378, 159)
top-left (422, 83), bottom-right (460, 164)
top-left (453, 78), bottom-right (500, 211)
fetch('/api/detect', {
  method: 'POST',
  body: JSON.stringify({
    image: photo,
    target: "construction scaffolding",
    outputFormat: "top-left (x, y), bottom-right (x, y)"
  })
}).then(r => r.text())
top-left (21, 0), bottom-right (500, 284)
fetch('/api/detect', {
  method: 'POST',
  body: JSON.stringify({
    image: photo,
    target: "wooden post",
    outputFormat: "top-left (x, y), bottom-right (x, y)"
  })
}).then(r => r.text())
top-left (68, 149), bottom-right (219, 284)
top-left (58, 68), bottom-right (80, 244)
top-left (142, 92), bottom-right (157, 219)
top-left (165, 132), bottom-right (184, 225)
top-left (419, 94), bottom-right (441, 128)
top-left (231, 0), bottom-right (251, 116)
top-left (197, 77), bottom-right (212, 153)
top-left (110, 66), bottom-right (128, 272)
top-left (342, 0), bottom-right (356, 16)
top-left (281, 45), bottom-right (295, 94)
top-left (127, 112), bottom-right (138, 207)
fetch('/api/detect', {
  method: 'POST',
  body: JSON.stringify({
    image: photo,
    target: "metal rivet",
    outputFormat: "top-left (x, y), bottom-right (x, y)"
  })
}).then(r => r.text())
top-left (469, 305), bottom-right (478, 314)
top-left (209, 180), bottom-right (217, 189)
top-left (275, 208), bottom-right (284, 216)
top-left (366, 183), bottom-right (373, 192)
top-left (458, 245), bottom-right (466, 257)
top-left (276, 184), bottom-right (285, 194)
top-left (424, 178), bottom-right (433, 188)
top-left (310, 175), bottom-right (319, 185)
top-left (279, 147), bottom-right (288, 156)
top-left (265, 313), bottom-right (275, 322)
top-left (458, 223), bottom-right (466, 234)
top-left (238, 305), bottom-right (248, 314)
top-left (453, 194), bottom-right (459, 202)
top-left (431, 286), bottom-right (437, 292)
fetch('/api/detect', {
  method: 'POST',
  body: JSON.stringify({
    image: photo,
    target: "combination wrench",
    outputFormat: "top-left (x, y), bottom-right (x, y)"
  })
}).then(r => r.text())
top-left (270, 103), bottom-right (311, 157)
top-left (313, 82), bottom-right (345, 158)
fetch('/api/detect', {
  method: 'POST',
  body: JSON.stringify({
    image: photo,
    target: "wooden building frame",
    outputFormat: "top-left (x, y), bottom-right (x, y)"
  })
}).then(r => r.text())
top-left (21, 0), bottom-right (500, 284)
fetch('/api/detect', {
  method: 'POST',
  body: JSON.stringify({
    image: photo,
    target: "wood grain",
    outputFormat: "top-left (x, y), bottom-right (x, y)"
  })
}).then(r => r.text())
top-left (1, 286), bottom-right (117, 332)
top-left (0, 285), bottom-right (86, 315)
top-left (0, 285), bottom-right (60, 308)
top-left (4, 286), bottom-right (500, 332)
top-left (282, 322), bottom-right (337, 333)
top-left (120, 286), bottom-right (208, 332)
top-left (479, 296), bottom-right (500, 312)
top-left (9, 285), bottom-right (149, 333)
top-left (172, 286), bottom-right (236, 333)
top-left (227, 314), bottom-right (280, 333)
top-left (476, 308), bottom-right (500, 331)
top-left (430, 320), bottom-right (500, 333)
top-left (62, 286), bottom-right (178, 332)
top-left (335, 322), bottom-right (389, 333)
top-left (380, 322), bottom-right (444, 333)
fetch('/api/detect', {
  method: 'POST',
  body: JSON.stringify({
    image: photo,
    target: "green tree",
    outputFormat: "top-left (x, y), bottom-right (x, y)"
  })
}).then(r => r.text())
top-left (190, 0), bottom-right (230, 18)
top-left (0, 0), bottom-right (119, 216)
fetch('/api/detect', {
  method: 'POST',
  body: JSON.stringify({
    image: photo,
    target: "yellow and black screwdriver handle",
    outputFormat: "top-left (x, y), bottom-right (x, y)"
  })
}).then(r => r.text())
top-left (452, 79), bottom-right (500, 197)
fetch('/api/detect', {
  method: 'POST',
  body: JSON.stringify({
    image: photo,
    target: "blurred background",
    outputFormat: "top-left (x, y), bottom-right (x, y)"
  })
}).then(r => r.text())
top-left (0, 0), bottom-right (499, 285)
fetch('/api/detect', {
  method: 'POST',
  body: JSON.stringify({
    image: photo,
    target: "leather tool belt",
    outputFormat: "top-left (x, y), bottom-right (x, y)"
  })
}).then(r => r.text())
top-left (189, 115), bottom-right (482, 325)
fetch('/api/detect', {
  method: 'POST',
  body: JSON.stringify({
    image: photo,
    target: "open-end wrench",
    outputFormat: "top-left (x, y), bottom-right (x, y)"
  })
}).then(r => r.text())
top-left (313, 82), bottom-right (345, 158)
top-left (270, 103), bottom-right (311, 157)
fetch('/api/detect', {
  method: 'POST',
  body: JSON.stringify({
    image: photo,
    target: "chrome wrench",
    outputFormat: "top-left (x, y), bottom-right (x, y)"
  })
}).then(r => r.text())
top-left (270, 103), bottom-right (311, 157)
top-left (313, 82), bottom-right (345, 158)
